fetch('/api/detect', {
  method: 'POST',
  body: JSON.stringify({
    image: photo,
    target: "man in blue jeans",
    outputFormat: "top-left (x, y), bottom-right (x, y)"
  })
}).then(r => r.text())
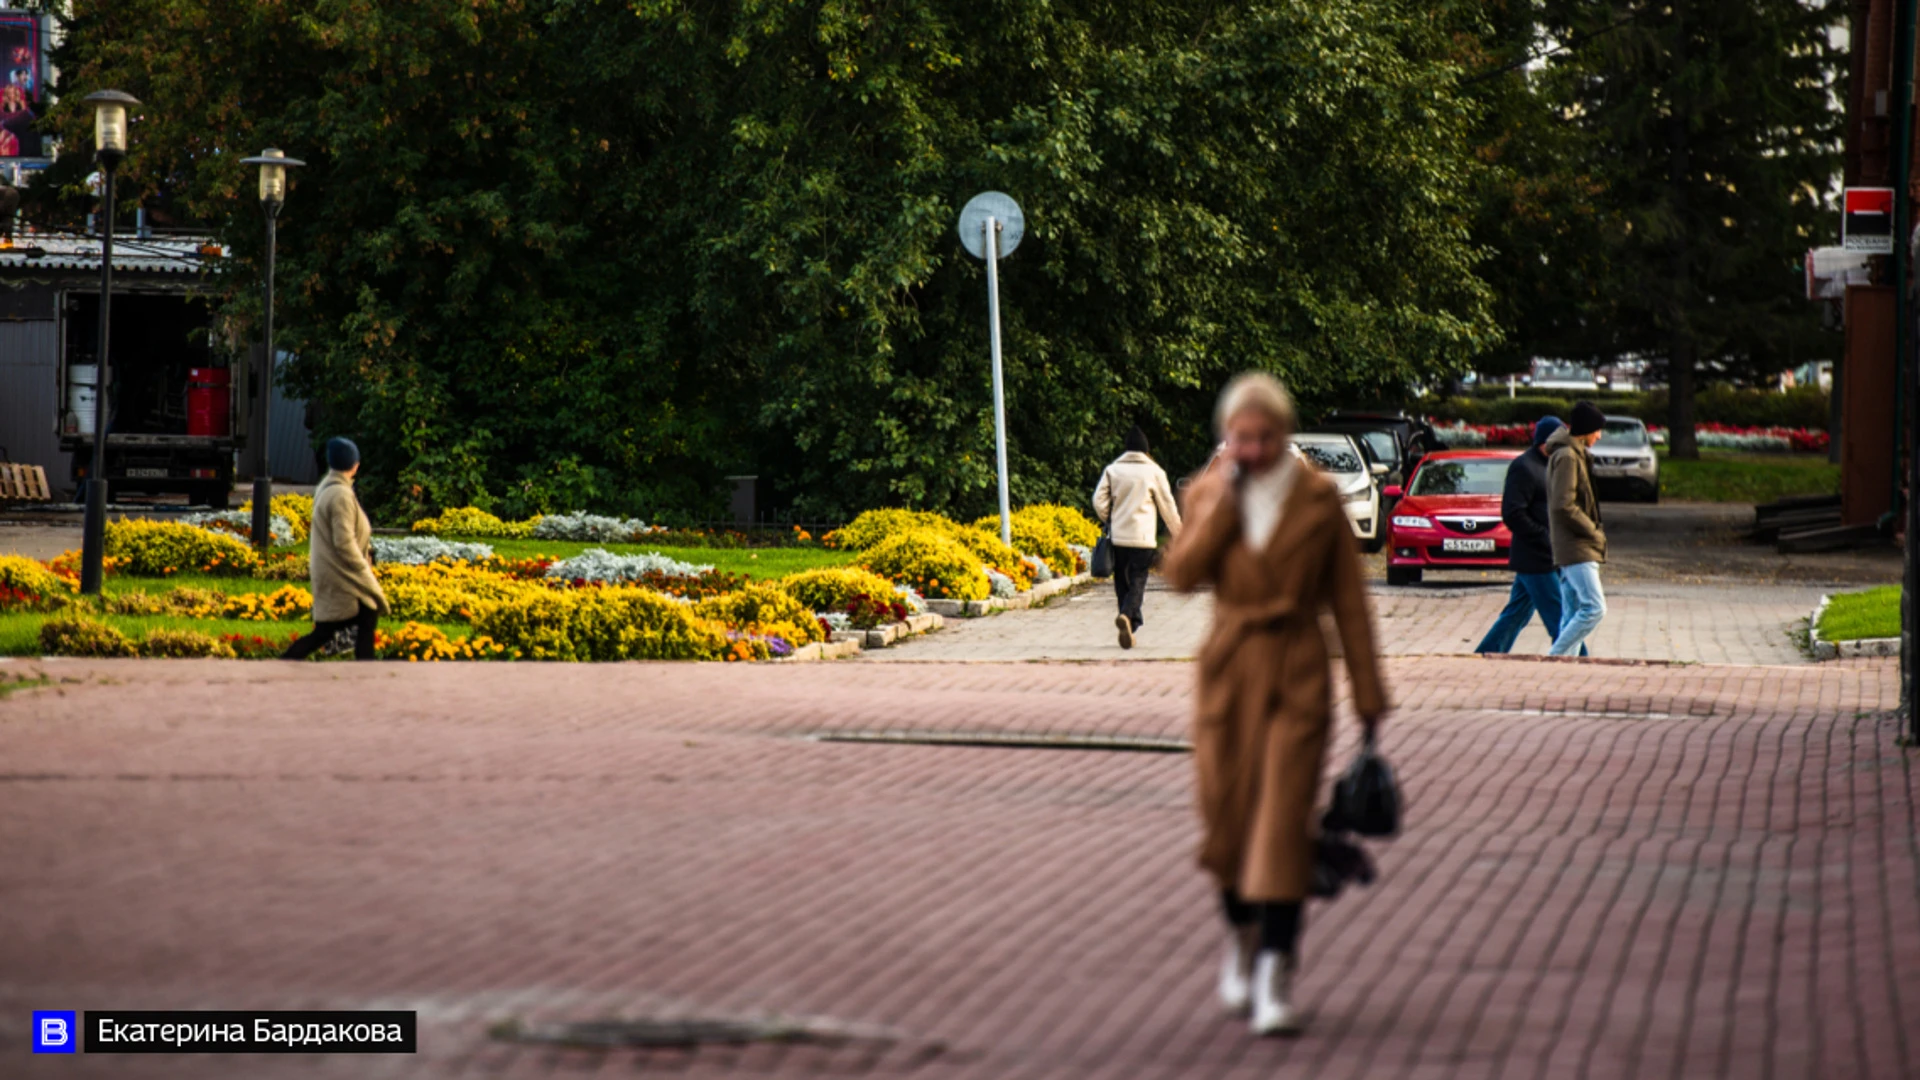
top-left (1475, 416), bottom-right (1582, 654)
top-left (1544, 401), bottom-right (1609, 656)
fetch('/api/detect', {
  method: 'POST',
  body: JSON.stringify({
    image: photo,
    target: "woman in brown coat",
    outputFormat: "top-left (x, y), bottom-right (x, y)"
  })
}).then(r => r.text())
top-left (1162, 373), bottom-right (1388, 1036)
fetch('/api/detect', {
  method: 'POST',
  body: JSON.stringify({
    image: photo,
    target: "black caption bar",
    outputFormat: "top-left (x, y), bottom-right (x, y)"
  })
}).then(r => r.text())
top-left (83, 1010), bottom-right (417, 1054)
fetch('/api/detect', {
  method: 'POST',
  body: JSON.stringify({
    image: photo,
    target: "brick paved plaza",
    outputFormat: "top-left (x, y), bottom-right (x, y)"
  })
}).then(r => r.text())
top-left (3, 608), bottom-right (1917, 1078)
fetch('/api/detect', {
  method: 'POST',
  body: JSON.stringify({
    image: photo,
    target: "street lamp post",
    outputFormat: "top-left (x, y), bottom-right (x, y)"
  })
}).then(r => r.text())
top-left (239, 148), bottom-right (305, 552)
top-left (77, 90), bottom-right (140, 596)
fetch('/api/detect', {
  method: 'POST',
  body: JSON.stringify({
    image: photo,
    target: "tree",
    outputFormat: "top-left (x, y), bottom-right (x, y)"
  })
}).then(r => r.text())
top-left (45, 0), bottom-right (1501, 519)
top-left (1536, 0), bottom-right (1842, 457)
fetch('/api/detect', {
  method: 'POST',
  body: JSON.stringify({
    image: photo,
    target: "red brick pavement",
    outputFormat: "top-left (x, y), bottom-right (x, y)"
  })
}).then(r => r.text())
top-left (0, 656), bottom-right (1913, 1079)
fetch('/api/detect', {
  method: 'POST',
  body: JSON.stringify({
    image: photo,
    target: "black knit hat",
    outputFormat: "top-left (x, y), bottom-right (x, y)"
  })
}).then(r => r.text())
top-left (1124, 425), bottom-right (1150, 454)
top-left (1568, 401), bottom-right (1606, 437)
top-left (325, 436), bottom-right (360, 472)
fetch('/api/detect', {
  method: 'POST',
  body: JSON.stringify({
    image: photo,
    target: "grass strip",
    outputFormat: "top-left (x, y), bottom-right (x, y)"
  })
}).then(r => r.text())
top-left (1817, 585), bottom-right (1900, 643)
top-left (1657, 451), bottom-right (1840, 504)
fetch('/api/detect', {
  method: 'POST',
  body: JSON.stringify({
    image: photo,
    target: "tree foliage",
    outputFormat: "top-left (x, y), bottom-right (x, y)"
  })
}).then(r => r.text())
top-left (1528, 0), bottom-right (1843, 456)
top-left (47, 0), bottom-right (1500, 519)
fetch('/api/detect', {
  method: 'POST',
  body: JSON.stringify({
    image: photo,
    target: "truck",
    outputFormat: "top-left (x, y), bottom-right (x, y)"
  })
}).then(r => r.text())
top-left (0, 234), bottom-right (248, 507)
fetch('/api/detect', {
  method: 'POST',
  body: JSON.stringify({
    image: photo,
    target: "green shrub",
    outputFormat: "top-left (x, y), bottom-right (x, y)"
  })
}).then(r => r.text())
top-left (692, 582), bottom-right (826, 645)
top-left (779, 566), bottom-right (905, 613)
top-left (0, 554), bottom-right (71, 609)
top-left (861, 529), bottom-right (990, 601)
top-left (470, 588), bottom-right (728, 661)
top-left (978, 515), bottom-right (1077, 576)
top-left (411, 507), bottom-right (540, 538)
top-left (1016, 504), bottom-right (1101, 548)
top-left (139, 628), bottom-right (238, 659)
top-left (254, 553), bottom-right (310, 581)
top-left (944, 526), bottom-right (1034, 589)
top-left (105, 519), bottom-right (259, 576)
top-left (1432, 385), bottom-right (1831, 431)
top-left (39, 617), bottom-right (138, 657)
top-left (831, 509), bottom-right (950, 551)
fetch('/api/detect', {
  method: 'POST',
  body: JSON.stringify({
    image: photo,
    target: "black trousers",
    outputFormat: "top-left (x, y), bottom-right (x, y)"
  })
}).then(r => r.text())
top-left (282, 604), bottom-right (379, 661)
top-left (1222, 889), bottom-right (1303, 956)
top-left (1112, 545), bottom-right (1157, 631)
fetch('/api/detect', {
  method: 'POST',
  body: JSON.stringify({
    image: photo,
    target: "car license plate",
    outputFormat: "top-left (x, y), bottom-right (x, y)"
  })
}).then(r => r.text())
top-left (1442, 538), bottom-right (1495, 553)
top-left (124, 468), bottom-right (169, 478)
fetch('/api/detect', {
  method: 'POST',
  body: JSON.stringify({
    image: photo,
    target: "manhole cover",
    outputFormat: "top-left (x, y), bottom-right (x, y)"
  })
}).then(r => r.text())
top-left (493, 1015), bottom-right (907, 1050)
top-left (806, 730), bottom-right (1191, 753)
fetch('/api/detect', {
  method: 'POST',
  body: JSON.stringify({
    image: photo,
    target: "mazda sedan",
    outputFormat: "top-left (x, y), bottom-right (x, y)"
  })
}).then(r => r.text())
top-left (1384, 448), bottom-right (1521, 586)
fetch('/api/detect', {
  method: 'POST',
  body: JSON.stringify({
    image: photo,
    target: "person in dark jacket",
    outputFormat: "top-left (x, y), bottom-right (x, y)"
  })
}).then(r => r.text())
top-left (1473, 417), bottom-right (1583, 654)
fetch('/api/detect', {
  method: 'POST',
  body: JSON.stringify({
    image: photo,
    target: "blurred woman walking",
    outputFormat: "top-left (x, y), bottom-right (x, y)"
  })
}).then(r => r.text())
top-left (1093, 426), bottom-right (1182, 649)
top-left (1162, 374), bottom-right (1388, 1035)
top-left (283, 438), bottom-right (390, 661)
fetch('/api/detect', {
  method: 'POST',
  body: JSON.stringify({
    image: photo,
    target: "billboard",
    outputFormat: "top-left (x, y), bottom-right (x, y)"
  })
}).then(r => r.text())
top-left (1843, 187), bottom-right (1895, 255)
top-left (0, 10), bottom-right (45, 160)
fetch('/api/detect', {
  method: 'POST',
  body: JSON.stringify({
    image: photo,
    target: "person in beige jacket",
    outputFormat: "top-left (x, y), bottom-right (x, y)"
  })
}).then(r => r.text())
top-left (283, 438), bottom-right (390, 661)
top-left (1093, 426), bottom-right (1182, 648)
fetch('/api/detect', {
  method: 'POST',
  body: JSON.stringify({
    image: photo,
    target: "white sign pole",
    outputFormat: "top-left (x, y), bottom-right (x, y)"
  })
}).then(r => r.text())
top-left (985, 217), bottom-right (1012, 547)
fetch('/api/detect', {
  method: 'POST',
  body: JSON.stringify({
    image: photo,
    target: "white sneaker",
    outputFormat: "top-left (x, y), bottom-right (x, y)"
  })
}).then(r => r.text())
top-left (1217, 925), bottom-right (1259, 1013)
top-left (1250, 951), bottom-right (1303, 1036)
top-left (1116, 614), bottom-right (1134, 649)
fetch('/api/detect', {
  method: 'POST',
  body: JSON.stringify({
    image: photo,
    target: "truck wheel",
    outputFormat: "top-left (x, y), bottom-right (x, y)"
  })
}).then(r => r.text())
top-left (199, 483), bottom-right (231, 510)
top-left (1386, 566), bottom-right (1422, 587)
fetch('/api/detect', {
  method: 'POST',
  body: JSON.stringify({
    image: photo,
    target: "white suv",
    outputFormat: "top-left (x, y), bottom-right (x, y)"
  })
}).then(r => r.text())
top-left (1590, 416), bottom-right (1660, 503)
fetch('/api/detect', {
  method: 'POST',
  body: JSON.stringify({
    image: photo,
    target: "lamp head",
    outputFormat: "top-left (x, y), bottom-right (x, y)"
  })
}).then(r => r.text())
top-left (82, 90), bottom-right (141, 164)
top-left (240, 148), bottom-right (306, 213)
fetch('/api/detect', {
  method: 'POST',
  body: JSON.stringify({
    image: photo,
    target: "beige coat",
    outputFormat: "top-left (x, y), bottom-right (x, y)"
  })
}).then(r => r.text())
top-left (309, 471), bottom-right (389, 622)
top-left (1162, 464), bottom-right (1387, 901)
top-left (1544, 427), bottom-right (1606, 566)
top-left (1093, 452), bottom-right (1182, 548)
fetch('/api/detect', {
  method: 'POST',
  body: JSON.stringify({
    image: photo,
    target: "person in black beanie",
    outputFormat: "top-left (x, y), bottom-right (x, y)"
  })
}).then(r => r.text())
top-left (1092, 424), bottom-right (1181, 648)
top-left (1543, 401), bottom-right (1608, 656)
top-left (283, 437), bottom-right (389, 661)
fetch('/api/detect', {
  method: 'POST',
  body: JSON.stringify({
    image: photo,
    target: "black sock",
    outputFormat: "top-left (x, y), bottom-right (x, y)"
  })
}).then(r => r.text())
top-left (1220, 888), bottom-right (1255, 928)
top-left (1259, 901), bottom-right (1302, 956)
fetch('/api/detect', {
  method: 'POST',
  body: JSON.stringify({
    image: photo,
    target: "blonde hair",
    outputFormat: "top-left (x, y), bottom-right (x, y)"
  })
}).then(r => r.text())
top-left (1214, 371), bottom-right (1297, 435)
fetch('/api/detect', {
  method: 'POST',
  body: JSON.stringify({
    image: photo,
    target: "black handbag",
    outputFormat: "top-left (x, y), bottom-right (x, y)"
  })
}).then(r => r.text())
top-left (1323, 735), bottom-right (1401, 838)
top-left (1090, 468), bottom-right (1115, 577)
top-left (1310, 834), bottom-right (1378, 898)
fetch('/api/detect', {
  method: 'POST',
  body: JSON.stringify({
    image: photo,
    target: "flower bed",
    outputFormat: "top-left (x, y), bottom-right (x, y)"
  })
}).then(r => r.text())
top-left (13, 502), bottom-right (1094, 661)
top-left (1433, 420), bottom-right (1830, 453)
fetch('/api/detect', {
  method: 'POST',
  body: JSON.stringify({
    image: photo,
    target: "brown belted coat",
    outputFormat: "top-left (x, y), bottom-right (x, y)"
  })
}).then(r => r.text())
top-left (1162, 464), bottom-right (1388, 902)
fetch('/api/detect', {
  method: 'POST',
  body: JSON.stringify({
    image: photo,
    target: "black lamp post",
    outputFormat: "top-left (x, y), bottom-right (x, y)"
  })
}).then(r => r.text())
top-left (238, 148), bottom-right (304, 552)
top-left (77, 90), bottom-right (139, 596)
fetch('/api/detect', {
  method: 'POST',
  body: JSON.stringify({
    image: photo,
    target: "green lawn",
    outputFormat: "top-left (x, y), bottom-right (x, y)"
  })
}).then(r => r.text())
top-left (0, 607), bottom-right (472, 657)
top-left (1818, 585), bottom-right (1900, 642)
top-left (461, 538), bottom-right (858, 579)
top-left (1657, 450), bottom-right (1840, 504)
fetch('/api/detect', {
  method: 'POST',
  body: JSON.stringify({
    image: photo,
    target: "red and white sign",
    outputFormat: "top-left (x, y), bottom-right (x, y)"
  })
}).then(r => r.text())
top-left (1844, 187), bottom-right (1895, 253)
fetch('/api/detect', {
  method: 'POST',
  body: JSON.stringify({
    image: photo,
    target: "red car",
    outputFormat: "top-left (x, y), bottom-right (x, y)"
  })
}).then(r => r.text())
top-left (1384, 448), bottom-right (1521, 586)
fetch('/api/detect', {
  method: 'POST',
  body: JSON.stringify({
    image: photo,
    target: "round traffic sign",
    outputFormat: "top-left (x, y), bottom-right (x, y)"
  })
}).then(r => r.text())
top-left (958, 191), bottom-right (1024, 260)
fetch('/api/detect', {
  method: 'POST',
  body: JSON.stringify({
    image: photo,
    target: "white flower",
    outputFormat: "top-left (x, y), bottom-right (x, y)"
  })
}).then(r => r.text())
top-left (1020, 553), bottom-right (1054, 583)
top-left (544, 547), bottom-right (712, 583)
top-left (892, 583), bottom-right (927, 615)
top-left (372, 536), bottom-right (496, 565)
top-left (181, 510), bottom-right (293, 545)
top-left (819, 612), bottom-right (854, 632)
top-left (532, 511), bottom-right (654, 542)
top-left (987, 568), bottom-right (1016, 598)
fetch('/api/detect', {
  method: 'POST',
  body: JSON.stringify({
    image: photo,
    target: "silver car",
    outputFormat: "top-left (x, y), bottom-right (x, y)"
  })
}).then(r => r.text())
top-left (1291, 432), bottom-right (1387, 551)
top-left (1590, 416), bottom-right (1660, 502)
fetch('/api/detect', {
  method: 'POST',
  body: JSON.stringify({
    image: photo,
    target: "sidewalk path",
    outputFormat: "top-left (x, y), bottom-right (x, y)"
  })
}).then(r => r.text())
top-left (1, 655), bottom-right (1911, 1079)
top-left (877, 577), bottom-right (1826, 665)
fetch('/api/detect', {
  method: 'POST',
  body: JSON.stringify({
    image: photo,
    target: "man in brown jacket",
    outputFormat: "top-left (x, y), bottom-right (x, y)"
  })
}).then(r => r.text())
top-left (1545, 401), bottom-right (1607, 656)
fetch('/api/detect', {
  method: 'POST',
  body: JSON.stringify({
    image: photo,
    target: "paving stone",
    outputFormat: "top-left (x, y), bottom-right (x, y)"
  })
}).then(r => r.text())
top-left (0, 654), bottom-right (1912, 1079)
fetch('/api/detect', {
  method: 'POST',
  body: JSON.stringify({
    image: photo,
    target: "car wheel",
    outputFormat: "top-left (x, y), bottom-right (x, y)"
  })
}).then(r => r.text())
top-left (1386, 566), bottom-right (1422, 587)
top-left (1362, 534), bottom-right (1386, 554)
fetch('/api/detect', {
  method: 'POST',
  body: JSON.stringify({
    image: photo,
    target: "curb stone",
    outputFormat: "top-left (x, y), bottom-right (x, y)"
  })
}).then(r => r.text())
top-left (829, 612), bottom-right (946, 651)
top-left (924, 573), bottom-right (1092, 618)
top-left (1808, 593), bottom-right (1899, 661)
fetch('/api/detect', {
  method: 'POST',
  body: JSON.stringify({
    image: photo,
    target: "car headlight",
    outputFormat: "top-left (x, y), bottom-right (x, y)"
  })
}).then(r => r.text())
top-left (1392, 515), bottom-right (1433, 530)
top-left (1342, 486), bottom-right (1371, 503)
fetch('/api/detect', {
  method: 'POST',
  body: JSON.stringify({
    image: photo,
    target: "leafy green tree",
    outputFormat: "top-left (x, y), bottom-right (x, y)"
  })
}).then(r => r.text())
top-left (45, 0), bottom-right (1500, 519)
top-left (1536, 0), bottom-right (1842, 457)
